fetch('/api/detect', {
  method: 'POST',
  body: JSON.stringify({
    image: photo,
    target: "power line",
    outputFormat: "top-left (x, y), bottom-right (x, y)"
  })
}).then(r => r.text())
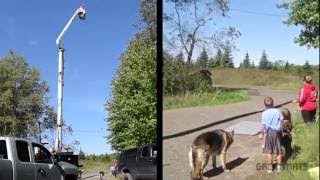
top-left (73, 129), bottom-right (104, 133)
top-left (230, 8), bottom-right (287, 17)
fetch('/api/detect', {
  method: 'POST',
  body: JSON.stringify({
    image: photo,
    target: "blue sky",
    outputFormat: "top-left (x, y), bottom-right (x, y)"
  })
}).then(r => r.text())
top-left (164, 0), bottom-right (319, 66)
top-left (0, 0), bottom-right (140, 154)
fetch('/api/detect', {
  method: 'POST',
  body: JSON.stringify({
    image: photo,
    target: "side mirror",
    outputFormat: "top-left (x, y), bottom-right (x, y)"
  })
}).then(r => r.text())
top-left (53, 157), bottom-right (59, 165)
top-left (152, 150), bottom-right (157, 157)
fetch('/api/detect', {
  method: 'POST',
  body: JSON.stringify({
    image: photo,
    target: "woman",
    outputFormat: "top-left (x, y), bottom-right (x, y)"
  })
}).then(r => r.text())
top-left (298, 75), bottom-right (318, 123)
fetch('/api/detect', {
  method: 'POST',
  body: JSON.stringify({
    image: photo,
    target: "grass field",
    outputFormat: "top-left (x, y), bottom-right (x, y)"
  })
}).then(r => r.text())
top-left (164, 89), bottom-right (249, 109)
top-left (247, 112), bottom-right (319, 180)
top-left (79, 159), bottom-right (114, 174)
top-left (211, 68), bottom-right (319, 90)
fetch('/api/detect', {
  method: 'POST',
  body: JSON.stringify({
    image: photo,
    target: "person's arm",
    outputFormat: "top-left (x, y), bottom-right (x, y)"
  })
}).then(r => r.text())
top-left (259, 113), bottom-right (266, 139)
top-left (259, 124), bottom-right (265, 139)
top-left (299, 87), bottom-right (307, 106)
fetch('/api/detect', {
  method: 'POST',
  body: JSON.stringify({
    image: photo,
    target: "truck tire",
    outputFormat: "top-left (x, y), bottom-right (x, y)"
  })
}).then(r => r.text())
top-left (65, 174), bottom-right (77, 180)
top-left (122, 172), bottom-right (133, 180)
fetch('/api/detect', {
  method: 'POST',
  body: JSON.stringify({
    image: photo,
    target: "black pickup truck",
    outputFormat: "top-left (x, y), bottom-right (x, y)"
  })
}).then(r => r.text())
top-left (117, 143), bottom-right (157, 180)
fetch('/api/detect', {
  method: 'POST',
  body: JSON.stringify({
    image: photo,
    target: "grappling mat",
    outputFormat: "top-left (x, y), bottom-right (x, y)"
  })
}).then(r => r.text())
top-left (225, 121), bottom-right (261, 135)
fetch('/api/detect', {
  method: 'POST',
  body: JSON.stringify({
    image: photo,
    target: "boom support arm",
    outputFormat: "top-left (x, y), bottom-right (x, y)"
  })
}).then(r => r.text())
top-left (54, 5), bottom-right (86, 153)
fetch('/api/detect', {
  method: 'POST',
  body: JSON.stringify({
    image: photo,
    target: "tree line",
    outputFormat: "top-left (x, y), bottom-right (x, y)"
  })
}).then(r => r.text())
top-left (78, 148), bottom-right (118, 162)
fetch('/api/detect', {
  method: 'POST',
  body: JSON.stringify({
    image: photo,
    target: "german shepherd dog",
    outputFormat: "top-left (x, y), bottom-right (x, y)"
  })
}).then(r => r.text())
top-left (189, 129), bottom-right (234, 180)
top-left (280, 107), bottom-right (293, 160)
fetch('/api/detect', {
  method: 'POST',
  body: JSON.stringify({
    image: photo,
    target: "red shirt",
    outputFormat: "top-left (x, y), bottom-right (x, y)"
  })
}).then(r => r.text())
top-left (299, 82), bottom-right (318, 111)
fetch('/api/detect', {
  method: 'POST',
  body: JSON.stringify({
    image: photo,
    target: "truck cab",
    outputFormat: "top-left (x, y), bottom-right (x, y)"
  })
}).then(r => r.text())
top-left (117, 143), bottom-right (157, 180)
top-left (0, 137), bottom-right (78, 180)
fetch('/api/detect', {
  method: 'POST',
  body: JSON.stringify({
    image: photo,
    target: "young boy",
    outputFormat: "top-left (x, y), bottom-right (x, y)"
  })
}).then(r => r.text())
top-left (259, 96), bottom-right (283, 173)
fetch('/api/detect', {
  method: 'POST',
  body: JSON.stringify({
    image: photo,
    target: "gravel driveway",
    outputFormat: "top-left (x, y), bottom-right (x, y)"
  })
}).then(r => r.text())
top-left (163, 88), bottom-right (298, 180)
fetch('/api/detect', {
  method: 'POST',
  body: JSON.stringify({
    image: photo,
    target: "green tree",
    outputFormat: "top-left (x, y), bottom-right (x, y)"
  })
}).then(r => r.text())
top-left (221, 44), bottom-right (234, 68)
top-left (272, 60), bottom-right (286, 71)
top-left (214, 49), bottom-right (223, 68)
top-left (196, 48), bottom-right (209, 68)
top-left (259, 50), bottom-right (270, 69)
top-left (106, 39), bottom-right (156, 150)
top-left (208, 57), bottom-right (218, 68)
top-left (105, 0), bottom-right (156, 150)
top-left (175, 51), bottom-right (185, 64)
top-left (164, 0), bottom-right (240, 65)
top-left (241, 52), bottom-right (251, 68)
top-left (79, 148), bottom-right (86, 160)
top-left (302, 60), bottom-right (313, 74)
top-left (251, 60), bottom-right (255, 69)
top-left (0, 51), bottom-right (55, 138)
top-left (278, 0), bottom-right (319, 48)
top-left (138, 0), bottom-right (156, 42)
top-left (284, 60), bottom-right (290, 71)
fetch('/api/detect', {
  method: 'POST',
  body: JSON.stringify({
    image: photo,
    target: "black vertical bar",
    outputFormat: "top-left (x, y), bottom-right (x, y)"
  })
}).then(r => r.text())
top-left (156, 0), bottom-right (163, 179)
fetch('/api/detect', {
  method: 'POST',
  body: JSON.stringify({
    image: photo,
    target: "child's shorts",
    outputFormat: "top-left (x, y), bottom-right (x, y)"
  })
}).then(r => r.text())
top-left (263, 128), bottom-right (282, 155)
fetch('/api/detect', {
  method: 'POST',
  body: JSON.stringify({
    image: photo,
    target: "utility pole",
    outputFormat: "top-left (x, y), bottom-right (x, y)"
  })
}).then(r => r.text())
top-left (55, 4), bottom-right (86, 153)
top-left (38, 121), bottom-right (41, 144)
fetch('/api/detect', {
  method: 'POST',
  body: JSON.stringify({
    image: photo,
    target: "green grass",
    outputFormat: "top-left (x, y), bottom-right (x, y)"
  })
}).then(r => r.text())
top-left (211, 68), bottom-right (319, 90)
top-left (163, 89), bottom-right (249, 109)
top-left (275, 113), bottom-right (319, 180)
top-left (247, 112), bottom-right (319, 180)
top-left (79, 159), bottom-right (114, 174)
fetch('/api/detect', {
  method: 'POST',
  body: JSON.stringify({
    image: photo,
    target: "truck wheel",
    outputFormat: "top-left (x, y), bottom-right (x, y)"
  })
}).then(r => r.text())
top-left (122, 172), bottom-right (133, 180)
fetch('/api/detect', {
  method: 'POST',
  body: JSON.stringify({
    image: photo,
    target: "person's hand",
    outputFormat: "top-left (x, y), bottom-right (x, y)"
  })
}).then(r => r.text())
top-left (258, 133), bottom-right (263, 139)
top-left (292, 99), bottom-right (298, 103)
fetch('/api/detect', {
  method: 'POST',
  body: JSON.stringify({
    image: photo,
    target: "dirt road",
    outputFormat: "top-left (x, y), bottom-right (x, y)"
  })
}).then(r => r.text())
top-left (82, 170), bottom-right (118, 180)
top-left (163, 88), bottom-right (298, 180)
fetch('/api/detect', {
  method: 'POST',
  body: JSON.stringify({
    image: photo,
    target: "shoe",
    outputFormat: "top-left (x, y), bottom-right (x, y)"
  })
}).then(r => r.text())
top-left (267, 164), bottom-right (273, 173)
top-left (276, 165), bottom-right (281, 173)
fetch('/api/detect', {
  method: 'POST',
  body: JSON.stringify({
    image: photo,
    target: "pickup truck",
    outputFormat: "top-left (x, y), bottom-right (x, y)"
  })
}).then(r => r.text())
top-left (0, 137), bottom-right (79, 180)
top-left (117, 143), bottom-right (157, 180)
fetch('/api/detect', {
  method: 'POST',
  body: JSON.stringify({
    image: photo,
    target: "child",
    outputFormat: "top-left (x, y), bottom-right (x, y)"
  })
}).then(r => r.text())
top-left (259, 96), bottom-right (283, 173)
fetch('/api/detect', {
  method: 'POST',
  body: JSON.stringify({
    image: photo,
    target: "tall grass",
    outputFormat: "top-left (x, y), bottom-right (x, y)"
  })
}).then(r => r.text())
top-left (275, 113), bottom-right (319, 180)
top-left (164, 89), bottom-right (249, 109)
top-left (211, 68), bottom-right (319, 90)
top-left (246, 112), bottom-right (319, 180)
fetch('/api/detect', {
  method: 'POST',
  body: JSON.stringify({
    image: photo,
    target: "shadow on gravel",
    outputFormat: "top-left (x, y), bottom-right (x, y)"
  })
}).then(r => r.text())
top-left (163, 101), bottom-right (292, 140)
top-left (203, 157), bottom-right (249, 178)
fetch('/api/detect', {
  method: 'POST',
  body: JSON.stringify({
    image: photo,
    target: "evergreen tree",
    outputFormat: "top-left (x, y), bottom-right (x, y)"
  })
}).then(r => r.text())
top-left (221, 45), bottom-right (234, 68)
top-left (251, 60), bottom-right (255, 69)
top-left (284, 61), bottom-right (290, 71)
top-left (196, 48), bottom-right (209, 68)
top-left (242, 52), bottom-right (250, 68)
top-left (259, 50), bottom-right (269, 69)
top-left (303, 60), bottom-right (312, 73)
top-left (208, 57), bottom-right (215, 68)
top-left (215, 49), bottom-right (223, 67)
